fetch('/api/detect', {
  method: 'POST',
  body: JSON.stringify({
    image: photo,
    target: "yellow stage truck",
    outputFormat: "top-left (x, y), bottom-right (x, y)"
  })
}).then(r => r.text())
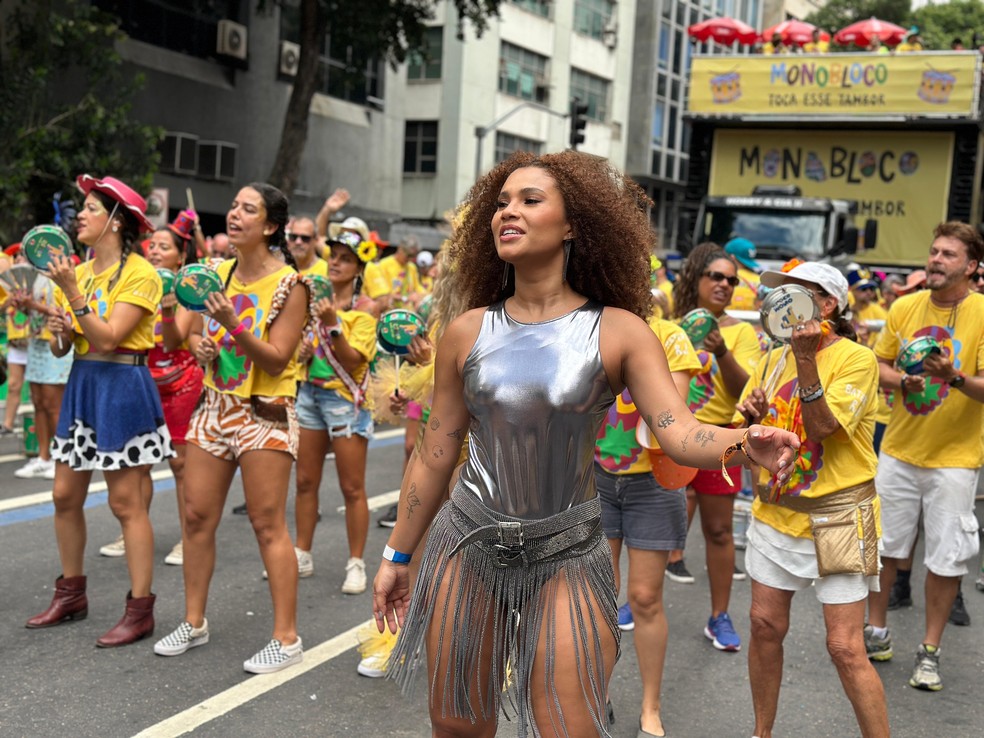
top-left (683, 51), bottom-right (983, 269)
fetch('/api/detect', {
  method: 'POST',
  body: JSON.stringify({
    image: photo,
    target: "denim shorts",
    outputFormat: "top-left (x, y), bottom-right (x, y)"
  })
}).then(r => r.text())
top-left (296, 383), bottom-right (374, 440)
top-left (596, 464), bottom-right (688, 551)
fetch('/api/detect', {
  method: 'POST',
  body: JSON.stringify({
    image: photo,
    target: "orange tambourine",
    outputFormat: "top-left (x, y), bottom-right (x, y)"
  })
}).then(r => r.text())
top-left (636, 420), bottom-right (698, 489)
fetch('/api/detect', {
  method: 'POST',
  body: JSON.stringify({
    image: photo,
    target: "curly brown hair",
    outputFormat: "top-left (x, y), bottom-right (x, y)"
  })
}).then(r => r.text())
top-left (672, 241), bottom-right (736, 318)
top-left (447, 150), bottom-right (656, 319)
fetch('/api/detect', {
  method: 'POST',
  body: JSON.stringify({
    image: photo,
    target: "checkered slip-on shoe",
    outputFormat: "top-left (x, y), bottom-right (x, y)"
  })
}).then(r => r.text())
top-left (154, 620), bottom-right (209, 656)
top-left (243, 637), bottom-right (303, 674)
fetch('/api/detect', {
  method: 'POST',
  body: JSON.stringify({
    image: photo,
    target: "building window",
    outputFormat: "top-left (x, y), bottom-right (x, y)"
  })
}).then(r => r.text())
top-left (573, 0), bottom-right (613, 40)
top-left (570, 68), bottom-right (609, 122)
top-left (495, 132), bottom-right (542, 163)
top-left (499, 43), bottom-right (550, 103)
top-left (94, 0), bottom-right (242, 59)
top-left (407, 27), bottom-right (442, 81)
top-left (652, 103), bottom-right (665, 146)
top-left (512, 0), bottom-right (550, 17)
top-left (404, 121), bottom-right (438, 174)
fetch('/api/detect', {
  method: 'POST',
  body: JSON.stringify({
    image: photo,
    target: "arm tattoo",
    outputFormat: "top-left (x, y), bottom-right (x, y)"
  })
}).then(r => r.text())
top-left (656, 411), bottom-right (674, 429)
top-left (446, 428), bottom-right (464, 441)
top-left (680, 427), bottom-right (693, 453)
top-left (432, 445), bottom-right (445, 459)
top-left (694, 429), bottom-right (716, 448)
top-left (429, 417), bottom-right (441, 431)
top-left (405, 482), bottom-right (421, 518)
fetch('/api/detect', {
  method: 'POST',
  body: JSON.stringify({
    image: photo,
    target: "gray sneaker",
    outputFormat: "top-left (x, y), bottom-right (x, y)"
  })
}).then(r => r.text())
top-left (154, 619), bottom-right (209, 656)
top-left (909, 644), bottom-right (942, 691)
top-left (863, 624), bottom-right (893, 662)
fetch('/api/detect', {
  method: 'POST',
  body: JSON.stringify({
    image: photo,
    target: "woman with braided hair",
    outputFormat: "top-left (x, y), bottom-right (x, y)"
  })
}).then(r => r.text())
top-left (154, 183), bottom-right (310, 674)
top-left (29, 174), bottom-right (173, 648)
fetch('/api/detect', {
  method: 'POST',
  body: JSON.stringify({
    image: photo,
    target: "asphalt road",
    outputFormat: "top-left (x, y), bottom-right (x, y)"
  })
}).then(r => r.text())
top-left (0, 426), bottom-right (982, 738)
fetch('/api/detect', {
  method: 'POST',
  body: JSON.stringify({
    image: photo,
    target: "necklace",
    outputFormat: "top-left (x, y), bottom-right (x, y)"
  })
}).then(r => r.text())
top-left (927, 290), bottom-right (969, 331)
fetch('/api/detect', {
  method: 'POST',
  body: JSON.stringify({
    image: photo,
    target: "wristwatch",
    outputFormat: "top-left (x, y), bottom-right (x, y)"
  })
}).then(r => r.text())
top-left (326, 323), bottom-right (343, 338)
top-left (948, 372), bottom-right (967, 388)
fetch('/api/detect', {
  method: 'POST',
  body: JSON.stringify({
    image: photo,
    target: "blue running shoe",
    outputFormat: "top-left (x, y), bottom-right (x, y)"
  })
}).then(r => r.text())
top-left (617, 602), bottom-right (635, 631)
top-left (704, 612), bottom-right (741, 651)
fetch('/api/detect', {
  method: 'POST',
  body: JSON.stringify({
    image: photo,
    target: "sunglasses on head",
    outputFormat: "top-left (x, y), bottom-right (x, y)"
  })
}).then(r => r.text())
top-left (702, 270), bottom-right (740, 287)
top-left (286, 232), bottom-right (313, 243)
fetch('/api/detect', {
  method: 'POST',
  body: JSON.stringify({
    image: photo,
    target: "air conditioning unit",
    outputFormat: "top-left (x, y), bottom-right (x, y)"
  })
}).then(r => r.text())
top-left (279, 40), bottom-right (300, 77)
top-left (197, 140), bottom-right (238, 182)
top-left (217, 19), bottom-right (248, 60)
top-left (159, 132), bottom-right (199, 176)
top-left (602, 19), bottom-right (618, 50)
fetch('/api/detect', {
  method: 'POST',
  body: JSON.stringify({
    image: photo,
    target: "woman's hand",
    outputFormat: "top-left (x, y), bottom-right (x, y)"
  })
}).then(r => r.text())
top-left (161, 292), bottom-right (178, 311)
top-left (704, 328), bottom-right (727, 358)
top-left (314, 297), bottom-right (337, 326)
top-left (194, 336), bottom-right (217, 365)
top-left (373, 560), bottom-right (411, 634)
top-left (790, 319), bottom-right (822, 361)
top-left (389, 388), bottom-right (409, 416)
top-left (298, 335), bottom-right (315, 363)
top-left (736, 387), bottom-right (769, 425)
top-left (45, 254), bottom-right (79, 295)
top-left (47, 308), bottom-right (73, 339)
top-left (745, 424), bottom-right (800, 482)
top-left (203, 292), bottom-right (238, 331)
top-left (406, 334), bottom-right (434, 365)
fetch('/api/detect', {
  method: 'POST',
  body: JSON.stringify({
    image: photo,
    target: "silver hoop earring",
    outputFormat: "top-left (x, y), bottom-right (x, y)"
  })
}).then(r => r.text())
top-left (111, 224), bottom-right (119, 234)
top-left (501, 262), bottom-right (512, 290)
top-left (562, 239), bottom-right (574, 282)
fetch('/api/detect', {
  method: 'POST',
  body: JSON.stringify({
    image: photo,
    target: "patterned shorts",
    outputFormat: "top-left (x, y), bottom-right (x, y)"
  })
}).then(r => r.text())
top-left (187, 388), bottom-right (298, 461)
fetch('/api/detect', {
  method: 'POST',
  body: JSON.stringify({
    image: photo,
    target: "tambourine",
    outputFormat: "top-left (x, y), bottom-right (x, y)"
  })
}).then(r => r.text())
top-left (156, 268), bottom-right (176, 295)
top-left (635, 421), bottom-right (698, 488)
top-left (417, 294), bottom-right (433, 325)
top-left (376, 309), bottom-right (427, 356)
top-left (759, 284), bottom-right (819, 343)
top-left (680, 308), bottom-right (717, 347)
top-left (306, 274), bottom-right (334, 303)
top-left (896, 336), bottom-right (941, 374)
top-left (174, 263), bottom-right (223, 312)
top-left (22, 225), bottom-right (72, 270)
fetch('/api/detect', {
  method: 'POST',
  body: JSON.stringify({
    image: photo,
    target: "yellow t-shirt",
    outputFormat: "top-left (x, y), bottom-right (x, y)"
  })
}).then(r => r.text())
top-left (595, 317), bottom-right (702, 474)
top-left (361, 261), bottom-right (390, 300)
top-left (56, 253), bottom-right (161, 355)
top-left (738, 338), bottom-right (880, 538)
top-left (803, 40), bottom-right (829, 53)
top-left (202, 261), bottom-right (302, 398)
top-left (377, 255), bottom-right (421, 307)
top-left (855, 301), bottom-right (888, 348)
top-left (306, 308), bottom-right (378, 404)
top-left (299, 258), bottom-right (328, 278)
top-left (688, 321), bottom-right (762, 426)
top-left (874, 290), bottom-right (984, 468)
top-left (728, 267), bottom-right (760, 312)
top-left (6, 306), bottom-right (30, 344)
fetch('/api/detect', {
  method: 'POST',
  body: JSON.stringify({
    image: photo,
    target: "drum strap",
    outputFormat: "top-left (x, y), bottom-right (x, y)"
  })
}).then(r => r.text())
top-left (317, 320), bottom-right (369, 409)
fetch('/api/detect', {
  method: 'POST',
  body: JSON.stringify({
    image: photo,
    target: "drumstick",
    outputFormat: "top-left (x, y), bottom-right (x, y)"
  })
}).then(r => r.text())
top-left (394, 354), bottom-right (401, 393)
top-left (186, 188), bottom-right (196, 213)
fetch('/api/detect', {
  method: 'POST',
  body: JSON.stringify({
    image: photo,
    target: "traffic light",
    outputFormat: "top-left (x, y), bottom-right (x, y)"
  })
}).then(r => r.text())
top-left (569, 98), bottom-right (589, 150)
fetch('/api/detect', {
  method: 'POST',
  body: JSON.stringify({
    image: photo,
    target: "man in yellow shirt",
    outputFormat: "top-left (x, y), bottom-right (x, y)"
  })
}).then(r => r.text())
top-left (377, 235), bottom-right (423, 310)
top-left (847, 266), bottom-right (888, 347)
top-left (866, 221), bottom-right (984, 692)
top-left (725, 237), bottom-right (762, 312)
top-left (803, 29), bottom-right (829, 53)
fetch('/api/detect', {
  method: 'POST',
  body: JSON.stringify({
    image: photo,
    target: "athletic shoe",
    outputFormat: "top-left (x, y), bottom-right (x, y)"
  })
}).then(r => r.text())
top-left (342, 557), bottom-right (367, 594)
top-left (908, 644), bottom-right (942, 691)
top-left (617, 602), bottom-right (635, 632)
top-left (99, 534), bottom-right (126, 558)
top-left (263, 546), bottom-right (314, 579)
top-left (665, 560), bottom-right (695, 584)
top-left (378, 503), bottom-right (398, 528)
top-left (0, 425), bottom-right (14, 436)
top-left (154, 619), bottom-right (210, 656)
top-left (164, 541), bottom-right (183, 566)
top-left (704, 612), bottom-right (741, 652)
top-left (948, 590), bottom-right (970, 626)
top-left (863, 624), bottom-right (893, 662)
top-left (37, 458), bottom-right (55, 479)
top-left (244, 637), bottom-right (303, 674)
top-left (733, 564), bottom-right (747, 581)
top-left (887, 580), bottom-right (912, 610)
top-left (14, 457), bottom-right (44, 479)
top-left (356, 622), bottom-right (398, 677)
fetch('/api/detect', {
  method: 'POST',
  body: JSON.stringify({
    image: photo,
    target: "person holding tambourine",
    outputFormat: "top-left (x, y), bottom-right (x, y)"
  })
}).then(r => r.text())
top-left (28, 174), bottom-right (173, 649)
top-left (669, 241), bottom-right (763, 654)
top-left (154, 183), bottom-right (309, 674)
top-left (733, 261), bottom-right (888, 738)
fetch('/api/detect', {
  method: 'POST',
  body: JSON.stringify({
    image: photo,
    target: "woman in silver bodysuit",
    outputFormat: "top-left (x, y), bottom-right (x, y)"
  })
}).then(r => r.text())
top-left (372, 151), bottom-right (800, 738)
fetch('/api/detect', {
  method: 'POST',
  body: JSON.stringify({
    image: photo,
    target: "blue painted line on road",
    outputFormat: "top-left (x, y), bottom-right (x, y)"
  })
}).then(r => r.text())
top-left (0, 433), bottom-right (402, 528)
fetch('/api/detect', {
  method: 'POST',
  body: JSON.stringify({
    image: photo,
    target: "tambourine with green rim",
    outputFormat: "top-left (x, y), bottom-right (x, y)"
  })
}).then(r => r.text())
top-left (376, 309), bottom-right (426, 356)
top-left (680, 308), bottom-right (717, 347)
top-left (22, 225), bottom-right (73, 270)
top-left (417, 294), bottom-right (434, 325)
top-left (896, 336), bottom-right (941, 375)
top-left (174, 263), bottom-right (223, 312)
top-left (156, 268), bottom-right (176, 295)
top-left (306, 274), bottom-right (334, 303)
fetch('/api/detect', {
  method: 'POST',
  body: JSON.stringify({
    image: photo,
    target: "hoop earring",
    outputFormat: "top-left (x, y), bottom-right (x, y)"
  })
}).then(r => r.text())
top-left (501, 262), bottom-right (512, 290)
top-left (562, 239), bottom-right (574, 282)
top-left (111, 223), bottom-right (119, 234)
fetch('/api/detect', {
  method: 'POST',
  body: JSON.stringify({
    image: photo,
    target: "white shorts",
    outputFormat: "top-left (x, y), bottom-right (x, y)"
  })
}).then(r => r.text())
top-left (7, 345), bottom-right (28, 366)
top-left (745, 518), bottom-right (879, 605)
top-left (875, 453), bottom-right (981, 577)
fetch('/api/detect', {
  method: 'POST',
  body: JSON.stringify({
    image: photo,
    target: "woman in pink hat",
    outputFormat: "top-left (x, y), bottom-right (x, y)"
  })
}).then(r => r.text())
top-left (28, 174), bottom-right (173, 648)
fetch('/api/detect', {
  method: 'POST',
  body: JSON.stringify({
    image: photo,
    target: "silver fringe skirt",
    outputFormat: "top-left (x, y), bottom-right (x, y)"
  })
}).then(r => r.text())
top-left (387, 486), bottom-right (619, 737)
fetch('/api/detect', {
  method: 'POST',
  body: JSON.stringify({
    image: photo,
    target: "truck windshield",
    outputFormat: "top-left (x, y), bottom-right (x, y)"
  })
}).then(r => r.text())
top-left (701, 207), bottom-right (827, 260)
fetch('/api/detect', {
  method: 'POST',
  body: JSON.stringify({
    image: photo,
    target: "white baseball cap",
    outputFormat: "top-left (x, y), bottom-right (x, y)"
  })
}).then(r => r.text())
top-left (760, 262), bottom-right (849, 312)
top-left (416, 251), bottom-right (434, 268)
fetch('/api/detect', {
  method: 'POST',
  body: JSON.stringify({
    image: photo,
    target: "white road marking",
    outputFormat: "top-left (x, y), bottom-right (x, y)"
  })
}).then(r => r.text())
top-left (0, 469), bottom-right (175, 513)
top-left (132, 620), bottom-right (369, 738)
top-left (0, 453), bottom-right (25, 464)
top-left (336, 488), bottom-right (400, 513)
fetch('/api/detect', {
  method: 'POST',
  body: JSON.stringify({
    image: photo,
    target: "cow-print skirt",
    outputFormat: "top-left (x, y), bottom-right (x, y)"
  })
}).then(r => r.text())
top-left (51, 359), bottom-right (175, 471)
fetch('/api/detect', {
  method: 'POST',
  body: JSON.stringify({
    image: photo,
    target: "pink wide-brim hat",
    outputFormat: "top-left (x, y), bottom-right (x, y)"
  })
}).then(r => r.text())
top-left (76, 174), bottom-right (154, 233)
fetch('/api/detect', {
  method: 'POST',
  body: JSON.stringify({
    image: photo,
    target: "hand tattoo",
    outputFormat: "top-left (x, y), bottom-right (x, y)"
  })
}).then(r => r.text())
top-left (656, 411), bottom-right (674, 429)
top-left (406, 483), bottom-right (420, 518)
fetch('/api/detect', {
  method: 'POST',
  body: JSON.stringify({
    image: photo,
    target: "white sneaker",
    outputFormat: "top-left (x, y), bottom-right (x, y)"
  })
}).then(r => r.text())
top-left (99, 534), bottom-right (126, 557)
top-left (342, 557), bottom-right (367, 594)
top-left (14, 457), bottom-right (42, 479)
top-left (154, 619), bottom-right (210, 656)
top-left (164, 541), bottom-right (183, 566)
top-left (37, 458), bottom-right (55, 479)
top-left (356, 622), bottom-right (397, 678)
top-left (243, 637), bottom-right (303, 674)
top-left (262, 546), bottom-right (314, 579)
top-left (357, 652), bottom-right (388, 678)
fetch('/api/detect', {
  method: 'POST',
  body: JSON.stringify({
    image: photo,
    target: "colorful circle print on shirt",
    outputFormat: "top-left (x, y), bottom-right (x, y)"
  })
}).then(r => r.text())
top-left (901, 325), bottom-right (956, 416)
top-left (206, 293), bottom-right (264, 391)
top-left (763, 377), bottom-right (823, 495)
top-left (687, 349), bottom-right (717, 413)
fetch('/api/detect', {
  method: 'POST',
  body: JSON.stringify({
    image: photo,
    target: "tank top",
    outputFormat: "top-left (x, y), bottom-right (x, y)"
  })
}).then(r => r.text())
top-left (456, 300), bottom-right (615, 519)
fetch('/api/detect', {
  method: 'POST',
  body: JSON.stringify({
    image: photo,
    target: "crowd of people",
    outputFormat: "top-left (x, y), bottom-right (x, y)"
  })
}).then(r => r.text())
top-left (1, 151), bottom-right (982, 737)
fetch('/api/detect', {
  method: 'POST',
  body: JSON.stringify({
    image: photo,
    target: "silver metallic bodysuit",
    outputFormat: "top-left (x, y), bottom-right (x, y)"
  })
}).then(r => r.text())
top-left (456, 300), bottom-right (616, 519)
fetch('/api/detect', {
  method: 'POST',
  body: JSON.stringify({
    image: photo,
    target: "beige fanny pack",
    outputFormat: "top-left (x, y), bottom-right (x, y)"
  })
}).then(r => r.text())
top-left (764, 481), bottom-right (879, 578)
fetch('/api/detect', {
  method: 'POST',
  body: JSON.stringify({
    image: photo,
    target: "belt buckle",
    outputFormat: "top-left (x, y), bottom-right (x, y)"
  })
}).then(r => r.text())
top-left (497, 521), bottom-right (524, 548)
top-left (490, 521), bottom-right (525, 568)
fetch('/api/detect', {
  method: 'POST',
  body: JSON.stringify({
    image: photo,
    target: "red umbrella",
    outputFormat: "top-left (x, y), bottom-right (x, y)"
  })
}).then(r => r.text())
top-left (687, 17), bottom-right (758, 46)
top-left (761, 19), bottom-right (824, 46)
top-left (833, 17), bottom-right (908, 47)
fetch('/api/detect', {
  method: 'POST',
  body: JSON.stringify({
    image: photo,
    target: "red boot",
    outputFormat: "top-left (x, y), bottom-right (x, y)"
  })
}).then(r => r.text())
top-left (26, 575), bottom-right (88, 628)
top-left (96, 591), bottom-right (156, 648)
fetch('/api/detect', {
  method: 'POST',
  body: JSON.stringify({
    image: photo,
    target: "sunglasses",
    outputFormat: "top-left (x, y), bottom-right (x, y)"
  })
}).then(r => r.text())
top-left (286, 233), bottom-right (313, 243)
top-left (973, 272), bottom-right (984, 283)
top-left (702, 270), bottom-right (740, 287)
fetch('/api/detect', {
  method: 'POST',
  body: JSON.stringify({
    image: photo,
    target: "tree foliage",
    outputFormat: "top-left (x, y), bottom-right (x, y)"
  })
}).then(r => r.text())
top-left (265, 0), bottom-right (503, 196)
top-left (0, 0), bottom-right (162, 245)
top-left (805, 0), bottom-right (911, 37)
top-left (911, 0), bottom-right (984, 50)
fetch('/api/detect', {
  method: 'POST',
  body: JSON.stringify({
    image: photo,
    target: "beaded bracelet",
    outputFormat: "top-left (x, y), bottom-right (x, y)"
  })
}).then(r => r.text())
top-left (800, 386), bottom-right (825, 403)
top-left (798, 380), bottom-right (821, 397)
